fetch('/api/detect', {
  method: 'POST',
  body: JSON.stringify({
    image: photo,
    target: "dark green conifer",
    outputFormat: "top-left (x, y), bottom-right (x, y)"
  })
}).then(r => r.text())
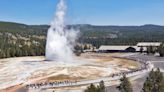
top-left (117, 75), bottom-right (133, 92)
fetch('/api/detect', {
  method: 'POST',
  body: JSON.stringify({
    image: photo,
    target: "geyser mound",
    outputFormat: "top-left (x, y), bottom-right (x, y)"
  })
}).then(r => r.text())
top-left (46, 0), bottom-right (78, 62)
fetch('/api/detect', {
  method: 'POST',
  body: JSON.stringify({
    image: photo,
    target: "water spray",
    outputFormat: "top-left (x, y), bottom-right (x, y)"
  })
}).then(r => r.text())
top-left (46, 0), bottom-right (78, 62)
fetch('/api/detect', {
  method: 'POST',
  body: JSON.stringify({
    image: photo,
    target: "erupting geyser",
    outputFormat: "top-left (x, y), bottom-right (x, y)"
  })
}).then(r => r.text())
top-left (46, 0), bottom-right (78, 61)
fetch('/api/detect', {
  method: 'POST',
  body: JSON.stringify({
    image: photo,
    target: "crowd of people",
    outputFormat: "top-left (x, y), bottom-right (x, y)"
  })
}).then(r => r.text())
top-left (26, 58), bottom-right (152, 90)
top-left (111, 60), bottom-right (151, 78)
top-left (26, 80), bottom-right (78, 89)
top-left (112, 57), bottom-right (152, 78)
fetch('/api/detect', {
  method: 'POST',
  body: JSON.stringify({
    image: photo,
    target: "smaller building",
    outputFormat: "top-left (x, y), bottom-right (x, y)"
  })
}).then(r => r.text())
top-left (137, 42), bottom-right (162, 53)
top-left (137, 42), bottom-right (161, 47)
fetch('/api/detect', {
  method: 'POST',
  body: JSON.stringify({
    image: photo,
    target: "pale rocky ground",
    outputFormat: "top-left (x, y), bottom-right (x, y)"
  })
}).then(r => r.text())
top-left (0, 53), bottom-right (141, 92)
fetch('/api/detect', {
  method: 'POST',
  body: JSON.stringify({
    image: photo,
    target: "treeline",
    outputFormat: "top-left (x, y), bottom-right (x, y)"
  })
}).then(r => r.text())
top-left (1, 21), bottom-right (164, 58)
top-left (79, 24), bottom-right (164, 47)
top-left (85, 68), bottom-right (164, 92)
top-left (146, 43), bottom-right (164, 57)
top-left (0, 33), bottom-right (46, 58)
top-left (0, 32), bottom-right (164, 59)
top-left (1, 21), bottom-right (164, 47)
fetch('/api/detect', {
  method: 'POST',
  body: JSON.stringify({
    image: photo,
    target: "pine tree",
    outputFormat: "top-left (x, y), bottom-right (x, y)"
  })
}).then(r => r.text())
top-left (142, 68), bottom-right (164, 92)
top-left (140, 47), bottom-right (144, 53)
top-left (147, 46), bottom-right (156, 55)
top-left (142, 77), bottom-right (153, 92)
top-left (97, 81), bottom-right (106, 92)
top-left (84, 81), bottom-right (106, 92)
top-left (84, 44), bottom-right (88, 50)
top-left (117, 75), bottom-right (133, 92)
top-left (158, 43), bottom-right (164, 57)
top-left (84, 83), bottom-right (97, 92)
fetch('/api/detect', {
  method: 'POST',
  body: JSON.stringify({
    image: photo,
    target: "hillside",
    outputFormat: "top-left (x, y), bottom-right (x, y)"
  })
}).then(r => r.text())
top-left (0, 21), bottom-right (164, 46)
top-left (0, 21), bottom-right (164, 58)
top-left (78, 24), bottom-right (164, 46)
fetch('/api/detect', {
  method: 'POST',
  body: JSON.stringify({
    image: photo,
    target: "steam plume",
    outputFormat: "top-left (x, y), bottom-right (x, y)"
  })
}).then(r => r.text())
top-left (46, 0), bottom-right (78, 62)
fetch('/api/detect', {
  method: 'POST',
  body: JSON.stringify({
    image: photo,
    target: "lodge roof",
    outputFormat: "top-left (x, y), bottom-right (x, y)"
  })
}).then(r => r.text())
top-left (137, 42), bottom-right (161, 47)
top-left (99, 45), bottom-right (136, 51)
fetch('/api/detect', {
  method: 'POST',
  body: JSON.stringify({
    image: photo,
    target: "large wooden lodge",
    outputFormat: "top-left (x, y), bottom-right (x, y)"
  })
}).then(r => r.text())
top-left (98, 42), bottom-right (161, 53)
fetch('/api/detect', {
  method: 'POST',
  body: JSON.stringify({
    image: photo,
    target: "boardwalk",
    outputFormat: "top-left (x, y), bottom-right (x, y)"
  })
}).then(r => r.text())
top-left (26, 58), bottom-right (153, 90)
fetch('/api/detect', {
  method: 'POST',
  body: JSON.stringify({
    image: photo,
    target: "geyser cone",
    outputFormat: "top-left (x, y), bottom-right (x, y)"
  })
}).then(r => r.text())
top-left (46, 0), bottom-right (77, 62)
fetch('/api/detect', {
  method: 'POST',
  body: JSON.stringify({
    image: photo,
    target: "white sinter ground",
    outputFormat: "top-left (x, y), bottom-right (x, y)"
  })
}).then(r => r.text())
top-left (0, 56), bottom-right (133, 90)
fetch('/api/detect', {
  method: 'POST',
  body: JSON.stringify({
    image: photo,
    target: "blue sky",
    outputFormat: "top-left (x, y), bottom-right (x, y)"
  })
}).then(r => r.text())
top-left (0, 0), bottom-right (164, 25)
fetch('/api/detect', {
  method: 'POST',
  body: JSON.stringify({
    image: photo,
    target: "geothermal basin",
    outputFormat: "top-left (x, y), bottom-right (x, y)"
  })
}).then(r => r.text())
top-left (0, 53), bottom-right (141, 91)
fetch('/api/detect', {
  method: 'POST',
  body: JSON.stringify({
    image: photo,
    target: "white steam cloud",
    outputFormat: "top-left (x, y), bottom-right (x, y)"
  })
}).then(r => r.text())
top-left (45, 0), bottom-right (78, 62)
